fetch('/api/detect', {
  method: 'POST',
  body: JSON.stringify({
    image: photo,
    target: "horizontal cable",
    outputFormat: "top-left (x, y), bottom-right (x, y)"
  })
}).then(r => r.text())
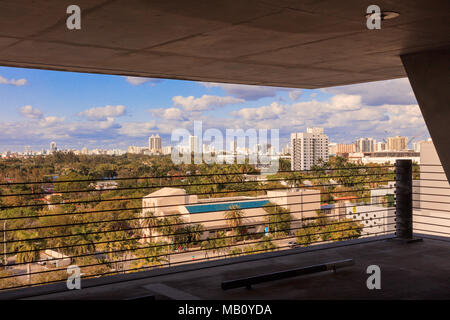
top-left (1, 186), bottom-right (395, 221)
top-left (0, 172), bottom-right (395, 198)
top-left (4, 194), bottom-right (392, 232)
top-left (0, 165), bottom-right (396, 186)
top-left (2, 201), bottom-right (394, 245)
top-left (412, 185), bottom-right (450, 190)
top-left (0, 223), bottom-right (395, 280)
top-left (413, 214), bottom-right (450, 220)
top-left (413, 221), bottom-right (450, 228)
top-left (414, 178), bottom-right (449, 182)
top-left (5, 207), bottom-right (395, 260)
top-left (413, 207), bottom-right (450, 212)
top-left (0, 228), bottom-right (393, 292)
top-left (0, 179), bottom-right (395, 210)
top-left (418, 171), bottom-right (446, 174)
top-left (3, 209), bottom-right (395, 261)
top-left (416, 199), bottom-right (450, 205)
top-left (412, 192), bottom-right (450, 197)
top-left (414, 228), bottom-right (450, 235)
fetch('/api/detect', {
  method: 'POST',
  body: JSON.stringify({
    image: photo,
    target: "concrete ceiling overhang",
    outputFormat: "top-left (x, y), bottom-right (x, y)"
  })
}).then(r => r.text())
top-left (0, 0), bottom-right (449, 88)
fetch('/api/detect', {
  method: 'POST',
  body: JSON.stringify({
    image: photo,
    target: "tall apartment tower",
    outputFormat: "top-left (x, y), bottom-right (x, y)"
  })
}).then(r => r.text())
top-left (50, 141), bottom-right (57, 153)
top-left (355, 138), bottom-right (376, 152)
top-left (189, 135), bottom-right (199, 154)
top-left (387, 136), bottom-right (408, 151)
top-left (149, 134), bottom-right (162, 153)
top-left (291, 128), bottom-right (329, 171)
top-left (376, 141), bottom-right (387, 152)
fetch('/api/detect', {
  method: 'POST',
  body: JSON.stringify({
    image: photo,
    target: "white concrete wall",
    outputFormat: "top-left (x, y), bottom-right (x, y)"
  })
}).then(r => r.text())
top-left (414, 142), bottom-right (450, 236)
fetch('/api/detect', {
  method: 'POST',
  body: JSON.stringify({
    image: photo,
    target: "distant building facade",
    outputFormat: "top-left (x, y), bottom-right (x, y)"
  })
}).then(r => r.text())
top-left (189, 135), bottom-right (199, 154)
top-left (140, 187), bottom-right (321, 243)
top-left (355, 138), bottom-right (376, 153)
top-left (387, 136), bottom-right (408, 151)
top-left (50, 142), bottom-right (57, 153)
top-left (149, 134), bottom-right (162, 153)
top-left (291, 128), bottom-right (329, 171)
top-left (336, 143), bottom-right (356, 154)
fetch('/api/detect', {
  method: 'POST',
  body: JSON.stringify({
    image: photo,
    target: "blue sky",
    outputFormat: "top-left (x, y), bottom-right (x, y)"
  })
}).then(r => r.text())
top-left (0, 66), bottom-right (429, 152)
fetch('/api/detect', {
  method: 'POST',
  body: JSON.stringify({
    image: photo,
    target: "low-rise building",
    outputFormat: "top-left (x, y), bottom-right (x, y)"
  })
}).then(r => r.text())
top-left (140, 187), bottom-right (321, 243)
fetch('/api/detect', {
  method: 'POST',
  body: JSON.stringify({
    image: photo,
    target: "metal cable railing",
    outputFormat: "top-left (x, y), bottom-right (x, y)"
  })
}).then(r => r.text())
top-left (412, 167), bottom-right (450, 238)
top-left (0, 162), bottom-right (428, 292)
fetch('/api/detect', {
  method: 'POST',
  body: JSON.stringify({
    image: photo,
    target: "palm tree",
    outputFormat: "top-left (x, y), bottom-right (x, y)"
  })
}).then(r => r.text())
top-left (223, 205), bottom-right (244, 242)
top-left (140, 211), bottom-right (158, 242)
top-left (185, 224), bottom-right (204, 247)
top-left (134, 241), bottom-right (169, 270)
top-left (12, 231), bottom-right (42, 283)
top-left (159, 215), bottom-right (184, 245)
top-left (66, 225), bottom-right (96, 257)
top-left (200, 238), bottom-right (216, 259)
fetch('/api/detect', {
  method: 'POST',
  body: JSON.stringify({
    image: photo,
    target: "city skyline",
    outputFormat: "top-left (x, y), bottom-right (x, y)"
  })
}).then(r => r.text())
top-left (0, 66), bottom-right (430, 152)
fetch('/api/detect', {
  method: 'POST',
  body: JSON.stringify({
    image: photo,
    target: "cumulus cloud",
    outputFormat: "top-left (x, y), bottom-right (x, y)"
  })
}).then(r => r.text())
top-left (124, 76), bottom-right (163, 86)
top-left (150, 107), bottom-right (185, 120)
top-left (20, 105), bottom-right (43, 119)
top-left (0, 75), bottom-right (27, 86)
top-left (79, 105), bottom-right (126, 120)
top-left (323, 78), bottom-right (416, 106)
top-left (118, 121), bottom-right (157, 137)
top-left (172, 95), bottom-right (244, 112)
top-left (40, 116), bottom-right (65, 127)
top-left (232, 102), bottom-right (285, 120)
top-left (329, 94), bottom-right (362, 111)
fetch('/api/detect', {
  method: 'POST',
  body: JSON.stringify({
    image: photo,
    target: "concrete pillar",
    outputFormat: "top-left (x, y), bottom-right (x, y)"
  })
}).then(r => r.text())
top-left (401, 47), bottom-right (450, 182)
top-left (395, 160), bottom-right (413, 240)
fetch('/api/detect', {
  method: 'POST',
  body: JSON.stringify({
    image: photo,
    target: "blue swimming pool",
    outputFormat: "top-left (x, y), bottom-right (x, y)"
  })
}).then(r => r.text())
top-left (185, 200), bottom-right (270, 214)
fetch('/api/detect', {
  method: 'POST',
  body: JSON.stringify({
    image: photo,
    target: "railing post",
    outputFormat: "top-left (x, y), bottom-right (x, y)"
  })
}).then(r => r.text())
top-left (395, 159), bottom-right (413, 239)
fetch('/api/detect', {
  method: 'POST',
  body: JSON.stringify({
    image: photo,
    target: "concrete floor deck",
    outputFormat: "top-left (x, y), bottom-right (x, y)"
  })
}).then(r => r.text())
top-left (2, 234), bottom-right (449, 300)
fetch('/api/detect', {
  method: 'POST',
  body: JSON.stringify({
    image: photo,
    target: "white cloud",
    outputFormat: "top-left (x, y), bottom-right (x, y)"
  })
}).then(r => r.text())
top-left (40, 116), bottom-right (65, 127)
top-left (172, 95), bottom-right (244, 112)
top-left (20, 105), bottom-right (44, 119)
top-left (118, 121), bottom-right (157, 137)
top-left (323, 78), bottom-right (416, 106)
top-left (232, 102), bottom-right (285, 120)
top-left (124, 76), bottom-right (163, 86)
top-left (0, 75), bottom-right (28, 86)
top-left (79, 105), bottom-right (126, 120)
top-left (150, 107), bottom-right (185, 120)
top-left (289, 90), bottom-right (302, 101)
top-left (329, 94), bottom-right (362, 111)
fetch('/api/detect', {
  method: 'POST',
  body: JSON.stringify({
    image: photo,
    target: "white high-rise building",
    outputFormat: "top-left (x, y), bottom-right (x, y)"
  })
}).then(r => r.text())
top-left (50, 142), bottom-right (57, 153)
top-left (149, 134), bottom-right (162, 153)
top-left (291, 128), bottom-right (329, 171)
top-left (355, 138), bottom-right (376, 153)
top-left (162, 146), bottom-right (172, 155)
top-left (387, 136), bottom-right (408, 151)
top-left (376, 141), bottom-right (387, 152)
top-left (189, 135), bottom-right (199, 154)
